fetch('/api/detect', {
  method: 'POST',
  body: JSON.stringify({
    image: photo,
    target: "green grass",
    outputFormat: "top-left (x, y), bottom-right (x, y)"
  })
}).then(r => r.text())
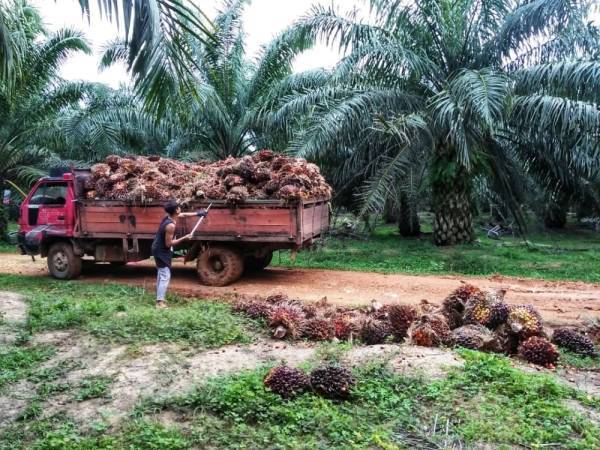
top-left (73, 375), bottom-right (113, 402)
top-left (0, 345), bottom-right (56, 391)
top-left (559, 349), bottom-right (600, 370)
top-left (118, 350), bottom-right (596, 450)
top-left (0, 274), bottom-right (256, 347)
top-left (0, 221), bottom-right (18, 253)
top-left (274, 222), bottom-right (600, 282)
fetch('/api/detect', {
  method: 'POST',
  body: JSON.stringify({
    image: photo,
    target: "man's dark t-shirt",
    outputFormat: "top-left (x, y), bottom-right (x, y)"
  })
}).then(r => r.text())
top-left (151, 216), bottom-right (174, 268)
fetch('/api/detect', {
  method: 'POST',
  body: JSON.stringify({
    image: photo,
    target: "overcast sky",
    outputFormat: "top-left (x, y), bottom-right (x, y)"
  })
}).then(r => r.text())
top-left (31, 0), bottom-right (363, 87)
top-left (30, 0), bottom-right (600, 88)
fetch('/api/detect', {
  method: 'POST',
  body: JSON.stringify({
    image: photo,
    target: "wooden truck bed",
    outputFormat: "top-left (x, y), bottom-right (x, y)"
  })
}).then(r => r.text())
top-left (74, 199), bottom-right (330, 247)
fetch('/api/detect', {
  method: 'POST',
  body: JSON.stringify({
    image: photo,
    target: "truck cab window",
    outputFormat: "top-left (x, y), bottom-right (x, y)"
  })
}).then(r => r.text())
top-left (30, 183), bottom-right (68, 206)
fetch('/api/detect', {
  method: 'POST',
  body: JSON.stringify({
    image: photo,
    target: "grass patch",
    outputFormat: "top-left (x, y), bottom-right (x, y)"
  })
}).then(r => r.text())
top-left (0, 345), bottom-right (55, 391)
top-left (0, 274), bottom-right (256, 347)
top-left (559, 349), bottom-right (600, 370)
top-left (274, 222), bottom-right (600, 282)
top-left (73, 375), bottom-right (113, 402)
top-left (2, 351), bottom-right (598, 449)
top-left (126, 351), bottom-right (599, 449)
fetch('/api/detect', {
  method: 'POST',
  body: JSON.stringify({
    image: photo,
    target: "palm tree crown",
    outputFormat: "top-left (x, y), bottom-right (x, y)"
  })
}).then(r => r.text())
top-left (271, 0), bottom-right (600, 244)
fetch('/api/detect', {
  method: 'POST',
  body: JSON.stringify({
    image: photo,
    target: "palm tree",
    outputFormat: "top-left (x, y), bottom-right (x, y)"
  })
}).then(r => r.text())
top-left (271, 0), bottom-right (600, 245)
top-left (101, 0), bottom-right (316, 160)
top-left (0, 2), bottom-right (91, 191)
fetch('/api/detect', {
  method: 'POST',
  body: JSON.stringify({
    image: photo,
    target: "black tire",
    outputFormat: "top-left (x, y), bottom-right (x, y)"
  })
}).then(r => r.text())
top-left (196, 246), bottom-right (244, 286)
top-left (245, 251), bottom-right (273, 271)
top-left (110, 261), bottom-right (127, 266)
top-left (47, 242), bottom-right (82, 280)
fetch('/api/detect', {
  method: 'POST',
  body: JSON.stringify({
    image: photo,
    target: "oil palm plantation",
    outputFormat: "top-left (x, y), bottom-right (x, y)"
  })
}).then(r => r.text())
top-left (271, 0), bottom-right (600, 245)
top-left (101, 0), bottom-right (316, 160)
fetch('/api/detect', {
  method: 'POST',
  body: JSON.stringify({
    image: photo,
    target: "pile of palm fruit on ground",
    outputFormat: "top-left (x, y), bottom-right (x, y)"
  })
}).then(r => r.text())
top-left (84, 151), bottom-right (332, 204)
top-left (264, 364), bottom-right (355, 400)
top-left (234, 285), bottom-right (598, 369)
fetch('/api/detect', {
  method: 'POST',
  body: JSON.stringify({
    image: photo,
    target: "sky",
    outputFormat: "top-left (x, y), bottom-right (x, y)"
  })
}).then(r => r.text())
top-left (29, 0), bottom-right (600, 88)
top-left (31, 0), bottom-right (362, 87)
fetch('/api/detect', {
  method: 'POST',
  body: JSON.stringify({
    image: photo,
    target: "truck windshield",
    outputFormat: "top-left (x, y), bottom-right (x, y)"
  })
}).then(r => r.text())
top-left (30, 183), bottom-right (68, 206)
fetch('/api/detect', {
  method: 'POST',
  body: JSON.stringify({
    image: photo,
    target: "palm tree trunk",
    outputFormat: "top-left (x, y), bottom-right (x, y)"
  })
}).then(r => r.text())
top-left (544, 195), bottom-right (568, 229)
top-left (431, 147), bottom-right (474, 246)
top-left (398, 191), bottom-right (420, 237)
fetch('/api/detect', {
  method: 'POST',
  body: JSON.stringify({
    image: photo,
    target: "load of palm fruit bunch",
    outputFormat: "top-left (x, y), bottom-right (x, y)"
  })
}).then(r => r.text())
top-left (84, 151), bottom-right (332, 204)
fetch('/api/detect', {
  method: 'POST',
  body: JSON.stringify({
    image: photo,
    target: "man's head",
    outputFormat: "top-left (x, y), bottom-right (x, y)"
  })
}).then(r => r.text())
top-left (164, 199), bottom-right (180, 216)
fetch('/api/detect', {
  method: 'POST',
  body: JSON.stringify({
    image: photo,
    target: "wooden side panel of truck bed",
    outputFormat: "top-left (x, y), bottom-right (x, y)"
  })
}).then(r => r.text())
top-left (75, 199), bottom-right (329, 245)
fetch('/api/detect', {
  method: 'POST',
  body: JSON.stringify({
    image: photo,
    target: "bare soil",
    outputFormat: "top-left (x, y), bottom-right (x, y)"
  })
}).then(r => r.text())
top-left (1, 254), bottom-right (599, 327)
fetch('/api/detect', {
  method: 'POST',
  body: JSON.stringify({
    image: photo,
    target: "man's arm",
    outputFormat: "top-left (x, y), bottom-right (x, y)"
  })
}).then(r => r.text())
top-left (165, 223), bottom-right (191, 247)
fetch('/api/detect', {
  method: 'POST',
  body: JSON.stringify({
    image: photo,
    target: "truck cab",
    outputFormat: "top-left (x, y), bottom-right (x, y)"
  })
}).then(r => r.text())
top-left (17, 173), bottom-right (80, 279)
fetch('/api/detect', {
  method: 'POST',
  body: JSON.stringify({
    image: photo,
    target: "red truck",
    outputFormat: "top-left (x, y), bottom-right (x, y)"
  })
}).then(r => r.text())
top-left (17, 169), bottom-right (330, 286)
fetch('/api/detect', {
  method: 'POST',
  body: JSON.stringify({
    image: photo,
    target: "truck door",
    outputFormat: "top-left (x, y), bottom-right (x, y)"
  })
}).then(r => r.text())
top-left (26, 181), bottom-right (71, 232)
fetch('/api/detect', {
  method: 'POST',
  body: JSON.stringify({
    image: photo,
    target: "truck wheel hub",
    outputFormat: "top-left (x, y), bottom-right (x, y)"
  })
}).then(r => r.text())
top-left (53, 251), bottom-right (68, 271)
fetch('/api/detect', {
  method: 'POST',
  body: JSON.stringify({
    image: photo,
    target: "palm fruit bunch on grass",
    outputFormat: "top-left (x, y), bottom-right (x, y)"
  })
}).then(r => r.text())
top-left (410, 314), bottom-right (452, 347)
top-left (552, 328), bottom-right (597, 357)
top-left (302, 316), bottom-right (335, 341)
top-left (360, 318), bottom-right (390, 345)
top-left (264, 365), bottom-right (310, 398)
top-left (331, 313), bottom-right (360, 341)
top-left (518, 336), bottom-right (559, 367)
top-left (310, 365), bottom-right (356, 399)
top-left (388, 304), bottom-right (418, 341)
top-left (84, 153), bottom-right (331, 205)
top-left (232, 298), bottom-right (272, 319)
top-left (451, 324), bottom-right (499, 352)
top-left (463, 289), bottom-right (509, 329)
top-left (507, 305), bottom-right (543, 338)
top-left (268, 303), bottom-right (305, 340)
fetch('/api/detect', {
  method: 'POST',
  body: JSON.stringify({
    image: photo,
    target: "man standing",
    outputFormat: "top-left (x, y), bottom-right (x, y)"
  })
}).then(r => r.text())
top-left (152, 199), bottom-right (207, 308)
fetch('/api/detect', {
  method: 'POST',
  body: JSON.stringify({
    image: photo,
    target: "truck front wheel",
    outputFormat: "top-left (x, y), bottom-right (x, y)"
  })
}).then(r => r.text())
top-left (47, 242), bottom-right (82, 280)
top-left (196, 246), bottom-right (244, 286)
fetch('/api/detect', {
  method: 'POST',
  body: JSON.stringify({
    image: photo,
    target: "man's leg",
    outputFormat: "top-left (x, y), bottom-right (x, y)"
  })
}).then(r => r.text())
top-left (156, 266), bottom-right (171, 306)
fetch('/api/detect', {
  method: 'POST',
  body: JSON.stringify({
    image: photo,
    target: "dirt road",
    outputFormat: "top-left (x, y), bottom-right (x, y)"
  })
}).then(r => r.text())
top-left (1, 253), bottom-right (598, 327)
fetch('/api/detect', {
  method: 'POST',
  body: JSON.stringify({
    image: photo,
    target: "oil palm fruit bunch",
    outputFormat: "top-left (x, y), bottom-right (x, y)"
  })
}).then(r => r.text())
top-left (331, 313), bottom-right (360, 341)
top-left (264, 365), bottom-right (310, 398)
top-left (463, 290), bottom-right (509, 329)
top-left (552, 328), bottom-right (597, 357)
top-left (265, 293), bottom-right (291, 305)
top-left (302, 316), bottom-right (335, 341)
top-left (451, 324), bottom-right (499, 352)
top-left (388, 304), bottom-right (418, 341)
top-left (507, 305), bottom-right (543, 338)
top-left (310, 365), bottom-right (356, 399)
top-left (410, 314), bottom-right (452, 347)
top-left (584, 318), bottom-right (600, 345)
top-left (360, 318), bottom-right (390, 345)
top-left (493, 323), bottom-right (520, 354)
top-left (268, 303), bottom-right (305, 340)
top-left (518, 336), bottom-right (559, 367)
top-left (232, 299), bottom-right (272, 319)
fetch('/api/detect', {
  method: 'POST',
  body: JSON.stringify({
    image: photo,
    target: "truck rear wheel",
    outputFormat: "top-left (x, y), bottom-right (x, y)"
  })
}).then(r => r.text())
top-left (245, 251), bottom-right (273, 271)
top-left (47, 242), bottom-right (82, 280)
top-left (196, 246), bottom-right (244, 286)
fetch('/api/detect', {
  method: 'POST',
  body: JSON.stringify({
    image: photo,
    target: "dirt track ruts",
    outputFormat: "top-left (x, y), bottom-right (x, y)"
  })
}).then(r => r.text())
top-left (1, 253), bottom-right (598, 328)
